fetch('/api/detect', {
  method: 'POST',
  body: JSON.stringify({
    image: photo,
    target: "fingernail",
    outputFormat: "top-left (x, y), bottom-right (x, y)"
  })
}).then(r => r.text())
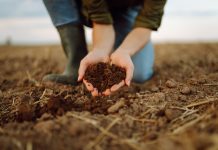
top-left (127, 81), bottom-right (130, 86)
top-left (77, 76), bottom-right (80, 81)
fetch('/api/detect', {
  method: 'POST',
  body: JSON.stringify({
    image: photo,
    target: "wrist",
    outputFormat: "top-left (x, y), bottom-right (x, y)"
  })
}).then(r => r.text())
top-left (92, 23), bottom-right (115, 55)
top-left (115, 28), bottom-right (151, 57)
top-left (92, 47), bottom-right (112, 55)
top-left (115, 48), bottom-right (133, 56)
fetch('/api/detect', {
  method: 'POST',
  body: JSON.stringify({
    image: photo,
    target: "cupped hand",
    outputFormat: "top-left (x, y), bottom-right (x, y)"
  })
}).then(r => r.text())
top-left (79, 50), bottom-right (134, 96)
top-left (78, 50), bottom-right (109, 96)
top-left (102, 50), bottom-right (134, 95)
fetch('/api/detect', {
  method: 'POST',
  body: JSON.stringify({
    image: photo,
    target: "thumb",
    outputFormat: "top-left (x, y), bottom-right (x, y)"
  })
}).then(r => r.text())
top-left (125, 64), bottom-right (134, 86)
top-left (78, 60), bottom-right (88, 81)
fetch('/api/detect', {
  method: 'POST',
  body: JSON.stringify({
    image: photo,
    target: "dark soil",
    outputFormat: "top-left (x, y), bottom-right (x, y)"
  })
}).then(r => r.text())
top-left (84, 62), bottom-right (126, 92)
top-left (0, 44), bottom-right (218, 150)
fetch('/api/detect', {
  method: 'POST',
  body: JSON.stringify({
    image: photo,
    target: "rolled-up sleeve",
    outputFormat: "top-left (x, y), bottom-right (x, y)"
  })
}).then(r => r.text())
top-left (82, 0), bottom-right (113, 24)
top-left (134, 0), bottom-right (167, 31)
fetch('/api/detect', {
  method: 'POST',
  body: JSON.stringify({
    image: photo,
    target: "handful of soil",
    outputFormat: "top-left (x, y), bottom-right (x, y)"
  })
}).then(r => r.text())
top-left (84, 62), bottom-right (126, 93)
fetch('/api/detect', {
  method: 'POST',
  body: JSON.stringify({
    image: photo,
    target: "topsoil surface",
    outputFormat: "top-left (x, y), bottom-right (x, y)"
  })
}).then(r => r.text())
top-left (0, 43), bottom-right (218, 150)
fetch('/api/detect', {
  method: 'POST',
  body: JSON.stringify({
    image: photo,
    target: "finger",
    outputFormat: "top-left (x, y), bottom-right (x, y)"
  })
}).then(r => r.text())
top-left (83, 79), bottom-right (94, 91)
top-left (78, 60), bottom-right (88, 81)
top-left (111, 80), bottom-right (125, 92)
top-left (125, 65), bottom-right (134, 86)
top-left (103, 56), bottom-right (110, 63)
top-left (102, 89), bottom-right (111, 96)
top-left (91, 88), bottom-right (99, 97)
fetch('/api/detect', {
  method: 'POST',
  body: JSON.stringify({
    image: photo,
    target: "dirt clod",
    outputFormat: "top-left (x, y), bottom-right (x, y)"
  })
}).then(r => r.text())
top-left (107, 99), bottom-right (125, 113)
top-left (84, 62), bottom-right (126, 92)
top-left (16, 103), bottom-right (34, 122)
top-left (198, 75), bottom-right (207, 84)
top-left (165, 80), bottom-right (177, 88)
top-left (164, 108), bottom-right (183, 121)
top-left (150, 86), bottom-right (159, 92)
top-left (181, 86), bottom-right (191, 95)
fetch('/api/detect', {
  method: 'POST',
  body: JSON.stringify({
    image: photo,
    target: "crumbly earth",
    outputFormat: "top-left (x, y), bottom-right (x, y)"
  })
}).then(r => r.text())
top-left (84, 62), bottom-right (126, 92)
top-left (0, 43), bottom-right (218, 150)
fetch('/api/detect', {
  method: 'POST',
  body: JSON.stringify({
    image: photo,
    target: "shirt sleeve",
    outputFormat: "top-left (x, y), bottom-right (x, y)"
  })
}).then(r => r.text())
top-left (82, 0), bottom-right (113, 24)
top-left (134, 0), bottom-right (167, 31)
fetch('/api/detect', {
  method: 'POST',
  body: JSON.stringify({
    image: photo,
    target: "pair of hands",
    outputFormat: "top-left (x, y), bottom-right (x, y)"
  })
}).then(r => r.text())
top-left (77, 23), bottom-right (151, 96)
top-left (78, 49), bottom-right (134, 96)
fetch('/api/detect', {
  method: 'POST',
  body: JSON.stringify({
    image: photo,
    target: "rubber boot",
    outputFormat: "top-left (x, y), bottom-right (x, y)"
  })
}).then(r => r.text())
top-left (43, 23), bottom-right (88, 85)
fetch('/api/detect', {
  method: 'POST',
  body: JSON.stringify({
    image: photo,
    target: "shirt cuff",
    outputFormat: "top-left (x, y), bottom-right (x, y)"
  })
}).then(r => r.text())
top-left (90, 13), bottom-right (113, 24)
top-left (134, 15), bottom-right (161, 31)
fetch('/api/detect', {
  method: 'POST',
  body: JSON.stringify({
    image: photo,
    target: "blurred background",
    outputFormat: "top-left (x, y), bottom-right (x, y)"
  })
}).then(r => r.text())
top-left (0, 0), bottom-right (218, 45)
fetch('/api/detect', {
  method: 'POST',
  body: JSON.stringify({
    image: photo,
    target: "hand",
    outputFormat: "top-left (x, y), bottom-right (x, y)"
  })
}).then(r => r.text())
top-left (78, 50), bottom-right (109, 96)
top-left (102, 27), bottom-right (151, 96)
top-left (78, 23), bottom-right (115, 96)
top-left (102, 50), bottom-right (134, 96)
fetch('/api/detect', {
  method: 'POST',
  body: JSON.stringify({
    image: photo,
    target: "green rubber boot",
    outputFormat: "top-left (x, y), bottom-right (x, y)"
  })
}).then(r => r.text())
top-left (43, 23), bottom-right (88, 85)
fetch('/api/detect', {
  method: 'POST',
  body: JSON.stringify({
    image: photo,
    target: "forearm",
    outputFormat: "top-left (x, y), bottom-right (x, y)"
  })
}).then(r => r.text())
top-left (116, 27), bottom-right (151, 56)
top-left (92, 22), bottom-right (115, 54)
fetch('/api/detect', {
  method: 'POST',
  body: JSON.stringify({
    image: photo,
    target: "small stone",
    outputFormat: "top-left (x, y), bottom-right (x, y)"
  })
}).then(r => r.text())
top-left (150, 86), bottom-right (159, 92)
top-left (198, 75), bottom-right (207, 84)
top-left (179, 95), bottom-right (187, 101)
top-left (181, 86), bottom-right (191, 95)
top-left (164, 108), bottom-right (183, 121)
top-left (107, 99), bottom-right (125, 113)
top-left (165, 80), bottom-right (177, 88)
top-left (188, 78), bottom-right (198, 85)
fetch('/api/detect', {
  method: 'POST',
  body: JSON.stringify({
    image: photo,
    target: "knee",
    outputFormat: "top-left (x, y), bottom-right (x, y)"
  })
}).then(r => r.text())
top-left (132, 68), bottom-right (154, 83)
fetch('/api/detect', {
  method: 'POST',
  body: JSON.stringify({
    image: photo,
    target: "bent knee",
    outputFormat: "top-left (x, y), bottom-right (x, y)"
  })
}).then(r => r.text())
top-left (132, 69), bottom-right (153, 83)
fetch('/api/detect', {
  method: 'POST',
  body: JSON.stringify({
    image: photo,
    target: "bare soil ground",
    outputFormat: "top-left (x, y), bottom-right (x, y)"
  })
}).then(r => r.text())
top-left (0, 43), bottom-right (218, 150)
